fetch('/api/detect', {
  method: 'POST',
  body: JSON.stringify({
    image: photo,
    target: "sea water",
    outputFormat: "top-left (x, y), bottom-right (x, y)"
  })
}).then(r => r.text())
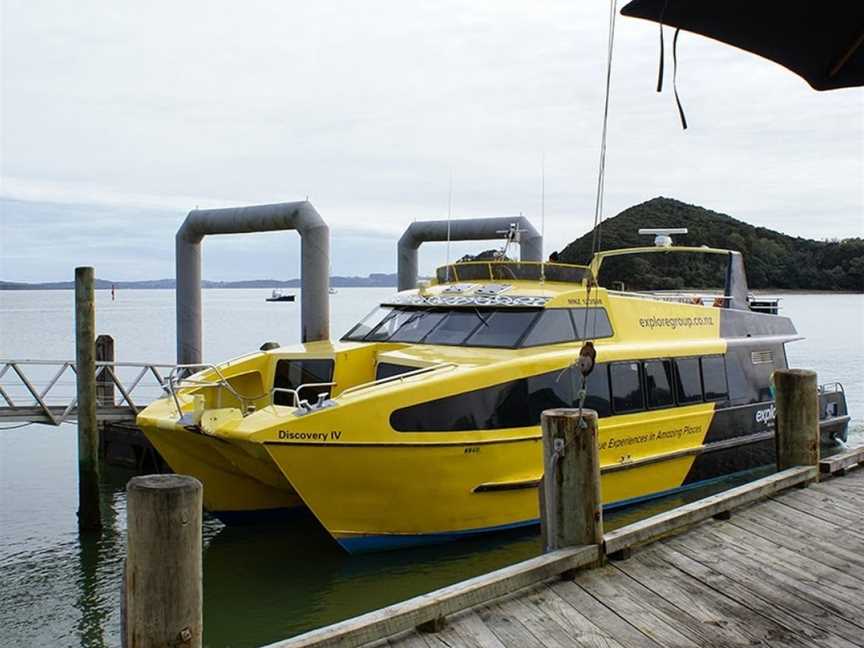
top-left (1, 289), bottom-right (861, 647)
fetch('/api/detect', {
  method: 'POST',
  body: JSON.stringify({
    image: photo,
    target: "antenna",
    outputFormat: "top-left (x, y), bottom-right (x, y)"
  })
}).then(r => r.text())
top-left (638, 227), bottom-right (688, 247)
top-left (540, 152), bottom-right (546, 282)
top-left (445, 172), bottom-right (453, 281)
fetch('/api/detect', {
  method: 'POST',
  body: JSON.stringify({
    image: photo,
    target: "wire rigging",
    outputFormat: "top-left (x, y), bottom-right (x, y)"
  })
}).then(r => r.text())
top-left (584, 0), bottom-right (618, 345)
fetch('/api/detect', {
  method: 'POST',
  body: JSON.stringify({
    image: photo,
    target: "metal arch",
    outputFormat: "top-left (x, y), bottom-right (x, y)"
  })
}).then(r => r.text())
top-left (397, 216), bottom-right (543, 291)
top-left (175, 201), bottom-right (330, 366)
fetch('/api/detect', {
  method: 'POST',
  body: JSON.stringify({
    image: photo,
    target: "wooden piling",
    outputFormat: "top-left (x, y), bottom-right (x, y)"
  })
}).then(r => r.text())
top-left (774, 368), bottom-right (819, 475)
top-left (75, 266), bottom-right (102, 530)
top-left (125, 474), bottom-right (203, 648)
top-left (541, 408), bottom-right (603, 554)
top-left (95, 334), bottom-right (115, 406)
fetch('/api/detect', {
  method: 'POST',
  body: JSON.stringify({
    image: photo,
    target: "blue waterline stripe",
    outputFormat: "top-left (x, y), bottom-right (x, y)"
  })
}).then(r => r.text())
top-left (337, 468), bottom-right (768, 553)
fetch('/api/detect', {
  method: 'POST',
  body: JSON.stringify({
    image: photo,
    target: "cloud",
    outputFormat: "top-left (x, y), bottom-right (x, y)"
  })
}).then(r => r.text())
top-left (2, 1), bottom-right (862, 283)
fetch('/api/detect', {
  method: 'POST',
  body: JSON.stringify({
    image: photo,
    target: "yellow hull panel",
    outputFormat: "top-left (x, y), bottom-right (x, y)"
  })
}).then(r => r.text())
top-left (263, 405), bottom-right (714, 541)
top-left (143, 425), bottom-right (303, 515)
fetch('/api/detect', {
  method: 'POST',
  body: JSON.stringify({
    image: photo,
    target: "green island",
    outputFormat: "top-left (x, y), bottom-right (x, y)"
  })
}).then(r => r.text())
top-left (554, 197), bottom-right (863, 292)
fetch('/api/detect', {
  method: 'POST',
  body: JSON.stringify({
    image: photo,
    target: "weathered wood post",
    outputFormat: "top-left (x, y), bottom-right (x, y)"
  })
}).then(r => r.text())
top-left (95, 334), bottom-right (115, 407)
top-left (75, 266), bottom-right (102, 530)
top-left (541, 408), bottom-right (603, 559)
top-left (125, 475), bottom-right (203, 648)
top-left (774, 368), bottom-right (820, 480)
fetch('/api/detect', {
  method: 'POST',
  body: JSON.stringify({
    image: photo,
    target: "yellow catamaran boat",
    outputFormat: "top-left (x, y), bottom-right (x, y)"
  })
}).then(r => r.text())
top-left (138, 235), bottom-right (849, 552)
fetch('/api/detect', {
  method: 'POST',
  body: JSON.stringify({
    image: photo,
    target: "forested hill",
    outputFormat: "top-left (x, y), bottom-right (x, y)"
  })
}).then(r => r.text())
top-left (556, 197), bottom-right (863, 291)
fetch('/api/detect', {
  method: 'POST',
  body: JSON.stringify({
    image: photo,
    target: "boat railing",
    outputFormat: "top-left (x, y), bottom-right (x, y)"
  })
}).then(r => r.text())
top-left (167, 365), bottom-right (340, 415)
top-left (819, 382), bottom-right (845, 395)
top-left (609, 290), bottom-right (783, 312)
top-left (271, 382), bottom-right (337, 410)
top-left (339, 363), bottom-right (458, 399)
top-left (609, 290), bottom-right (725, 306)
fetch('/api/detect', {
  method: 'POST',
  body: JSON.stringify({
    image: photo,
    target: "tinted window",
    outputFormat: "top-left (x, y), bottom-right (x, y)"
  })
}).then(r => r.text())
top-left (390, 368), bottom-right (573, 432)
top-left (610, 362), bottom-right (644, 413)
top-left (343, 306), bottom-right (393, 341)
top-left (375, 363), bottom-right (418, 380)
top-left (366, 309), bottom-right (417, 341)
top-left (644, 360), bottom-right (674, 409)
top-left (580, 364), bottom-right (611, 417)
top-left (522, 309), bottom-right (576, 347)
top-left (674, 357), bottom-right (703, 403)
top-left (423, 310), bottom-right (484, 345)
top-left (389, 310), bottom-right (447, 343)
top-left (701, 356), bottom-right (728, 401)
top-left (572, 308), bottom-right (614, 339)
top-left (466, 310), bottom-right (538, 347)
top-left (726, 350), bottom-right (758, 405)
top-left (274, 359), bottom-right (334, 405)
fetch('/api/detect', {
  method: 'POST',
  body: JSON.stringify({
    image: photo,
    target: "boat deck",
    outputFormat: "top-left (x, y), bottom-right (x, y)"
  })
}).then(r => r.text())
top-left (378, 467), bottom-right (864, 648)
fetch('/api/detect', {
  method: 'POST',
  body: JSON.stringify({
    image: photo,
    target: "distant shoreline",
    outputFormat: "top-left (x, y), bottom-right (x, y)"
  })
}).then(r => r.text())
top-left (1, 283), bottom-right (859, 294)
top-left (0, 275), bottom-right (402, 290)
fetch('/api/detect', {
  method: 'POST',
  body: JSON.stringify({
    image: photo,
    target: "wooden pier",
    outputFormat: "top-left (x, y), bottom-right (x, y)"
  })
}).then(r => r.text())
top-left (379, 461), bottom-right (864, 648)
top-left (265, 448), bottom-right (864, 648)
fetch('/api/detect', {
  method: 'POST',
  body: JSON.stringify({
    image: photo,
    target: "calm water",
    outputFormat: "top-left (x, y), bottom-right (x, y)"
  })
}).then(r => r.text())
top-left (1, 289), bottom-right (862, 647)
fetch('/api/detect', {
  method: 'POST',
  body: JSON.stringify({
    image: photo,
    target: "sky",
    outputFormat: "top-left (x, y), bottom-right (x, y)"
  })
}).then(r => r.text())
top-left (1, 0), bottom-right (862, 283)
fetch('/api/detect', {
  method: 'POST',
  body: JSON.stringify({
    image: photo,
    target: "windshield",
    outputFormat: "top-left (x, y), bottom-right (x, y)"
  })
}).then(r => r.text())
top-left (342, 306), bottom-right (612, 348)
top-left (342, 306), bottom-right (614, 348)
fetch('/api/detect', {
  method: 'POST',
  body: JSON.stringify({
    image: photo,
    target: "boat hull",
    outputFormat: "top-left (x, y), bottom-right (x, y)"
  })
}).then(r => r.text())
top-left (262, 403), bottom-right (778, 552)
top-left (143, 424), bottom-right (305, 517)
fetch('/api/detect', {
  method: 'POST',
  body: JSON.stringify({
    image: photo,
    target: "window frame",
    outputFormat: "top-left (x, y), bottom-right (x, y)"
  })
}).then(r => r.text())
top-left (463, 308), bottom-right (542, 348)
top-left (700, 355), bottom-right (729, 403)
top-left (609, 360), bottom-right (646, 414)
top-left (643, 358), bottom-right (675, 410)
top-left (673, 356), bottom-right (704, 405)
top-left (519, 308), bottom-right (576, 348)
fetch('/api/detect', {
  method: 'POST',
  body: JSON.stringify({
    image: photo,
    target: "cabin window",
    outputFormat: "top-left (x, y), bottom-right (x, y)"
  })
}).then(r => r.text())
top-left (390, 368), bottom-right (573, 432)
top-left (582, 365), bottom-right (612, 417)
top-left (701, 356), bottom-right (728, 402)
top-left (375, 363), bottom-right (418, 380)
top-left (342, 306), bottom-right (393, 341)
top-left (572, 307), bottom-right (614, 340)
top-left (610, 362), bottom-right (644, 413)
top-left (521, 309), bottom-right (576, 346)
top-left (388, 311), bottom-right (447, 343)
top-left (273, 359), bottom-right (334, 405)
top-left (644, 360), bottom-right (674, 409)
top-left (674, 357), bottom-right (703, 404)
top-left (365, 309), bottom-right (418, 341)
top-left (726, 351), bottom-right (755, 405)
top-left (423, 310), bottom-right (485, 345)
top-left (466, 309), bottom-right (539, 347)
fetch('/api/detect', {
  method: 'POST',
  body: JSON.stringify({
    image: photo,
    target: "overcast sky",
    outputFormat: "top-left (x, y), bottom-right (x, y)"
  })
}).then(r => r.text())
top-left (1, 0), bottom-right (862, 282)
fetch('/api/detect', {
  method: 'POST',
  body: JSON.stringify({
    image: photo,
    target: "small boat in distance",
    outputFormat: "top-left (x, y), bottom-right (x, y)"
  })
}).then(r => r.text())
top-left (265, 290), bottom-right (295, 302)
top-left (329, 287), bottom-right (338, 295)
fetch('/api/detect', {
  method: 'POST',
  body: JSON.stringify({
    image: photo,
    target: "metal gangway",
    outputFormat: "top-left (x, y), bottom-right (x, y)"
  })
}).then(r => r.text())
top-left (0, 358), bottom-right (175, 426)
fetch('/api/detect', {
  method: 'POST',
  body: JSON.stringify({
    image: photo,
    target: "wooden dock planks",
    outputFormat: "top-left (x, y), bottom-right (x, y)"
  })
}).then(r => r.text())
top-left (380, 467), bottom-right (864, 648)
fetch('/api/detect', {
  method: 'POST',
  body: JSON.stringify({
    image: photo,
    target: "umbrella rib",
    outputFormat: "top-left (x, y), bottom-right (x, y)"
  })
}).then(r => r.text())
top-left (830, 29), bottom-right (864, 78)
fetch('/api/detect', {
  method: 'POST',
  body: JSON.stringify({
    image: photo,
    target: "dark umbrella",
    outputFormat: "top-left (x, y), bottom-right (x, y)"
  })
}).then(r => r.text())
top-left (621, 0), bottom-right (864, 91)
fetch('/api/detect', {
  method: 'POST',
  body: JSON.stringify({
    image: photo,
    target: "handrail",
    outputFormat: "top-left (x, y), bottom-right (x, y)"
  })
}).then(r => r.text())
top-left (271, 382), bottom-right (337, 409)
top-left (166, 364), bottom-right (338, 415)
top-left (0, 359), bottom-right (176, 426)
top-left (819, 382), bottom-right (845, 394)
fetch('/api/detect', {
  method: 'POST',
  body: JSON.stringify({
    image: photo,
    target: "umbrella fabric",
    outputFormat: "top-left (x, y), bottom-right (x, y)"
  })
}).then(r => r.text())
top-left (621, 0), bottom-right (864, 91)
